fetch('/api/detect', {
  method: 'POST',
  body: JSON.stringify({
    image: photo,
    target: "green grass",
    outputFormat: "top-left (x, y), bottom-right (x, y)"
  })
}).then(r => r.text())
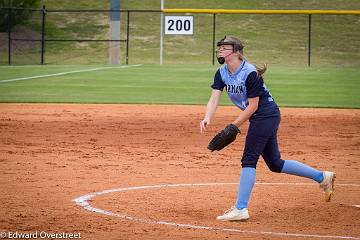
top-left (0, 65), bottom-right (359, 108)
top-left (1, 1), bottom-right (359, 107)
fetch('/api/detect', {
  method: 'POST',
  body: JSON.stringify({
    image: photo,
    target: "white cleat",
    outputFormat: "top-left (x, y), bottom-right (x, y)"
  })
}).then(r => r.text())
top-left (319, 171), bottom-right (336, 202)
top-left (216, 206), bottom-right (249, 221)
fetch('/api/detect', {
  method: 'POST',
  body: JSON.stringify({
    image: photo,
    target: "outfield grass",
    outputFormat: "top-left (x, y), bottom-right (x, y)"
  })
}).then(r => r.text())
top-left (0, 65), bottom-right (359, 108)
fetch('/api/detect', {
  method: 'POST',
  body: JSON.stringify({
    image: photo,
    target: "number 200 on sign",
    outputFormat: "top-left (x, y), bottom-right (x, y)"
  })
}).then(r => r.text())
top-left (165, 16), bottom-right (193, 35)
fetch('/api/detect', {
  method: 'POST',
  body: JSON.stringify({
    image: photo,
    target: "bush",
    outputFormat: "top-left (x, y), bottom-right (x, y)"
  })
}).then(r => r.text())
top-left (0, 0), bottom-right (41, 32)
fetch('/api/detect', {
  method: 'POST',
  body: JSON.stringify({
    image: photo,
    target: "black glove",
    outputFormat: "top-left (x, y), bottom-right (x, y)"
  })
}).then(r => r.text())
top-left (207, 124), bottom-right (240, 151)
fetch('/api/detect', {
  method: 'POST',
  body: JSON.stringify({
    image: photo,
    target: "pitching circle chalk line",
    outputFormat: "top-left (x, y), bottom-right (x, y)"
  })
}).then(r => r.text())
top-left (73, 182), bottom-right (360, 240)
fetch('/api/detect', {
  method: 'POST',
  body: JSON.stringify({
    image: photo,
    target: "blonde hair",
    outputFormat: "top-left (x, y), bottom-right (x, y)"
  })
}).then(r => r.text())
top-left (255, 63), bottom-right (267, 76)
top-left (223, 36), bottom-right (267, 76)
top-left (217, 36), bottom-right (267, 76)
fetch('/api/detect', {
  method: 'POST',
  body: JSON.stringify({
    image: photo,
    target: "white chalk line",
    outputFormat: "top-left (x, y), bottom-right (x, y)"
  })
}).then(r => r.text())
top-left (0, 64), bottom-right (142, 84)
top-left (73, 182), bottom-right (360, 240)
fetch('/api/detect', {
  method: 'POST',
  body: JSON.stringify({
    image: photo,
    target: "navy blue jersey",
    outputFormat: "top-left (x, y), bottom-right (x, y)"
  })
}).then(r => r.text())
top-left (211, 60), bottom-right (279, 118)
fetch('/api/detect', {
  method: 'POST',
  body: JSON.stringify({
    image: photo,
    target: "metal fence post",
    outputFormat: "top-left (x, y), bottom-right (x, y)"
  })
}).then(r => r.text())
top-left (212, 13), bottom-right (216, 65)
top-left (8, 7), bottom-right (12, 65)
top-left (126, 10), bottom-right (130, 65)
top-left (308, 14), bottom-right (312, 67)
top-left (41, 5), bottom-right (46, 65)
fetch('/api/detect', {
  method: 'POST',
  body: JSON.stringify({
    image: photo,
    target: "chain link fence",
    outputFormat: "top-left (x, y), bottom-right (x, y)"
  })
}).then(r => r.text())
top-left (0, 6), bottom-right (359, 67)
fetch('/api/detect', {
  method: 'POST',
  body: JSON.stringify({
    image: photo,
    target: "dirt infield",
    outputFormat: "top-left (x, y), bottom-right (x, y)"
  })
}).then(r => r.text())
top-left (0, 104), bottom-right (359, 240)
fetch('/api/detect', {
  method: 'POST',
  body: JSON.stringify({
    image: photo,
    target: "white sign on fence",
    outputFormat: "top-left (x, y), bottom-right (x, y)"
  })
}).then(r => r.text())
top-left (164, 16), bottom-right (193, 35)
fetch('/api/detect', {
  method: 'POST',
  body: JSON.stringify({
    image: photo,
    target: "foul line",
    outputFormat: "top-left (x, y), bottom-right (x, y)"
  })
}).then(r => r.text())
top-left (0, 64), bottom-right (142, 84)
top-left (73, 182), bottom-right (360, 240)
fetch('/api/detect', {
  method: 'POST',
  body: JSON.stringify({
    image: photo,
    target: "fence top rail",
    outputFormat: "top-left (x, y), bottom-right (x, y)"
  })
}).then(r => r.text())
top-left (0, 7), bottom-right (162, 13)
top-left (46, 9), bottom-right (161, 13)
top-left (163, 9), bottom-right (360, 15)
top-left (1, 7), bottom-right (42, 11)
top-left (2, 7), bottom-right (359, 15)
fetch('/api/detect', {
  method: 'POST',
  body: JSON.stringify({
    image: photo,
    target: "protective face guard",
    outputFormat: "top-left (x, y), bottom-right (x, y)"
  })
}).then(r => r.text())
top-left (216, 36), bottom-right (243, 52)
top-left (216, 36), bottom-right (243, 64)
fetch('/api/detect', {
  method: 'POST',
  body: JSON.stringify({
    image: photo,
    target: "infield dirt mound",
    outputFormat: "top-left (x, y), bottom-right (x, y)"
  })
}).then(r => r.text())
top-left (0, 104), bottom-right (359, 240)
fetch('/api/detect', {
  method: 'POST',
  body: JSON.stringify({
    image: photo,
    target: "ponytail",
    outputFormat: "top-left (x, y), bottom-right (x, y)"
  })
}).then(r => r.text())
top-left (255, 63), bottom-right (267, 76)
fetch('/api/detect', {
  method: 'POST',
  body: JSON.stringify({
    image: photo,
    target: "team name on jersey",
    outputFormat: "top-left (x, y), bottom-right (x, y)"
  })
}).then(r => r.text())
top-left (226, 84), bottom-right (245, 94)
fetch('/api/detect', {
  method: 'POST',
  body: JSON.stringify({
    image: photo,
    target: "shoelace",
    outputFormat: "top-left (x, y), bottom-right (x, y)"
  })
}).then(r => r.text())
top-left (223, 206), bottom-right (236, 214)
top-left (320, 176), bottom-right (333, 191)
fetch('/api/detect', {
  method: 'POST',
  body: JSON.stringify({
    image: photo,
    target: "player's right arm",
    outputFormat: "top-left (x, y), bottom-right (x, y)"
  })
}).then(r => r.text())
top-left (200, 89), bottom-right (222, 133)
top-left (200, 69), bottom-right (225, 133)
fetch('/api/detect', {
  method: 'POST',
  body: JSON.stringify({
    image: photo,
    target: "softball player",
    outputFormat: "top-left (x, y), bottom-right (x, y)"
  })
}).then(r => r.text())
top-left (200, 36), bottom-right (336, 221)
